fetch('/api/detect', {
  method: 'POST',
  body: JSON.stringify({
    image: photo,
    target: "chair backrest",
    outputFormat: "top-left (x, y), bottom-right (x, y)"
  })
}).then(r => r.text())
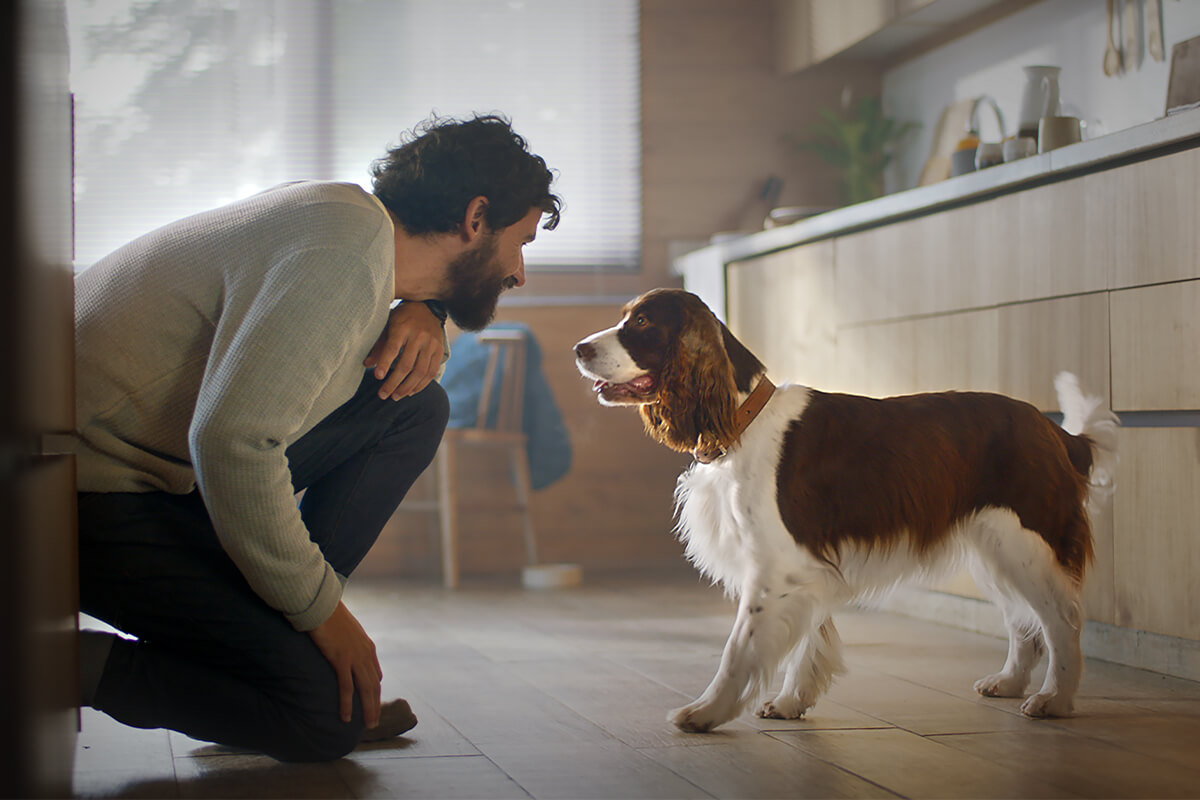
top-left (473, 330), bottom-right (527, 432)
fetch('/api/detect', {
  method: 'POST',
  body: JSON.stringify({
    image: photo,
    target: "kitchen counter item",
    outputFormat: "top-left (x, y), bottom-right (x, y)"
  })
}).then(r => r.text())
top-left (975, 142), bottom-right (1004, 170)
top-left (918, 98), bottom-right (977, 186)
top-left (1124, 0), bottom-right (1141, 70)
top-left (764, 206), bottom-right (834, 228)
top-left (1104, 0), bottom-right (1123, 76)
top-left (1167, 35), bottom-right (1200, 115)
top-left (1018, 66), bottom-right (1061, 138)
top-left (1039, 116), bottom-right (1083, 153)
top-left (1003, 136), bottom-right (1038, 162)
top-left (1148, 0), bottom-right (1164, 62)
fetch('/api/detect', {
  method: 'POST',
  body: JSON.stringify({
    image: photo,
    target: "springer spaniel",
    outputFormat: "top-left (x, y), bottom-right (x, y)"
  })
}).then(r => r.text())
top-left (575, 288), bottom-right (1118, 733)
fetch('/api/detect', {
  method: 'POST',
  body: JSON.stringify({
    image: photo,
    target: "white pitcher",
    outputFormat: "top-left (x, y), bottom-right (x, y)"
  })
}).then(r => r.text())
top-left (1017, 65), bottom-right (1061, 138)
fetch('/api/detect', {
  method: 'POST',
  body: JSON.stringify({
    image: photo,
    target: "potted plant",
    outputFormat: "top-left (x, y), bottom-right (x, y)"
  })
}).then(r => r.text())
top-left (791, 93), bottom-right (918, 206)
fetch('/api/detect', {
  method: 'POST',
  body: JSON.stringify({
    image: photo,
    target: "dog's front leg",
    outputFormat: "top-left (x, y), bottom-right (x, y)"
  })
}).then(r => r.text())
top-left (669, 589), bottom-right (811, 732)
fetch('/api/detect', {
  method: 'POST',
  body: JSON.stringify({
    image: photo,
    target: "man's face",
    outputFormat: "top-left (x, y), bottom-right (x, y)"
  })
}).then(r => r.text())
top-left (441, 206), bottom-right (542, 331)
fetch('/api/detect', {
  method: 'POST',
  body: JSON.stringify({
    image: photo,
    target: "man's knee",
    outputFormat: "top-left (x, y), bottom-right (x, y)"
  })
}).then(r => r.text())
top-left (406, 381), bottom-right (450, 458)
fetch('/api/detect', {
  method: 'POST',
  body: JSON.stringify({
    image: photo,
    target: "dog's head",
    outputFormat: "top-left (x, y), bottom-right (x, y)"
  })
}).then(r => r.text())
top-left (574, 288), bottom-right (764, 455)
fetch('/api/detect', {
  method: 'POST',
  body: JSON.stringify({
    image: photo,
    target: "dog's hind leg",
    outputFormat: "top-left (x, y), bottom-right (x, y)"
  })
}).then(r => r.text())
top-left (669, 585), bottom-right (814, 732)
top-left (968, 510), bottom-right (1085, 717)
top-left (968, 555), bottom-right (1043, 698)
top-left (757, 613), bottom-right (845, 719)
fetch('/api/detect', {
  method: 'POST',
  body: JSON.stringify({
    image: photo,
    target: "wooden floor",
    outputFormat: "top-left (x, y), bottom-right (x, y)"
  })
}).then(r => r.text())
top-left (73, 568), bottom-right (1200, 799)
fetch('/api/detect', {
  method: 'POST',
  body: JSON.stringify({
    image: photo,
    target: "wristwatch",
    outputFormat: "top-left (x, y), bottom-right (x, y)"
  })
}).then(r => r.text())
top-left (423, 300), bottom-right (448, 324)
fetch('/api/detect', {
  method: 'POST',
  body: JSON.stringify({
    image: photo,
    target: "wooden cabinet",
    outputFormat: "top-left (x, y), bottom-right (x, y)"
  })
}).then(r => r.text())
top-left (1111, 280), bottom-right (1200, 411)
top-left (1112, 428), bottom-right (1200, 639)
top-left (723, 143), bottom-right (1199, 643)
top-left (1088, 148), bottom-right (1200, 290)
top-left (727, 241), bottom-right (837, 387)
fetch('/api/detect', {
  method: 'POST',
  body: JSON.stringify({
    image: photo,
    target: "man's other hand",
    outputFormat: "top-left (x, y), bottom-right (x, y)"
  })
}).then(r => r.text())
top-left (363, 301), bottom-right (445, 399)
top-left (308, 600), bottom-right (382, 728)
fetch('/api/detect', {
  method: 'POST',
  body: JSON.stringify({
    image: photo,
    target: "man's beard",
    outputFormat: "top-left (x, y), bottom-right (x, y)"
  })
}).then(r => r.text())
top-left (440, 236), bottom-right (516, 332)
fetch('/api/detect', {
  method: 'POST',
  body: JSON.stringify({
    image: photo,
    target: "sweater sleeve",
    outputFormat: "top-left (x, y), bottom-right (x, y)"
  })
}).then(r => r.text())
top-left (189, 247), bottom-right (382, 631)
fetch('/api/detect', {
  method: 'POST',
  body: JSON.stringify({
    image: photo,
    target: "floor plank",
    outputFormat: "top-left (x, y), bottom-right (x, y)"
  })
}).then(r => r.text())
top-left (72, 572), bottom-right (1200, 800)
top-left (639, 733), bottom-right (901, 799)
top-left (771, 727), bottom-right (1082, 799)
top-left (928, 729), bottom-right (1200, 799)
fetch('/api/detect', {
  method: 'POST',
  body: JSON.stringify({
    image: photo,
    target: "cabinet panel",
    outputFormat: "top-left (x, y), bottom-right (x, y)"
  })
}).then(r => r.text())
top-left (1111, 280), bottom-right (1200, 411)
top-left (727, 242), bottom-right (837, 387)
top-left (835, 208), bottom-right (962, 323)
top-left (996, 292), bottom-right (1110, 411)
top-left (836, 180), bottom-right (1102, 325)
top-left (911, 307), bottom-right (1000, 394)
top-left (836, 320), bottom-right (918, 397)
top-left (1012, 179), bottom-right (1103, 301)
top-left (1088, 148), bottom-right (1200, 290)
top-left (1112, 428), bottom-right (1200, 640)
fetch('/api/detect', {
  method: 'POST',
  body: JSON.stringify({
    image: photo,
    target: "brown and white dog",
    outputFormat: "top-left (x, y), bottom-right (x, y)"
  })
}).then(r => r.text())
top-left (574, 288), bottom-right (1118, 733)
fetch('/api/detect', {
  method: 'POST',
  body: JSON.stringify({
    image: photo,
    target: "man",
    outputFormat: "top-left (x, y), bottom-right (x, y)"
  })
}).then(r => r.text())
top-left (73, 114), bottom-right (561, 762)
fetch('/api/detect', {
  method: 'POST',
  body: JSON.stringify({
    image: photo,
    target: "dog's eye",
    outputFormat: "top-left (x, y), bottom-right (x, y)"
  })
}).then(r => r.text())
top-left (634, 314), bottom-right (649, 327)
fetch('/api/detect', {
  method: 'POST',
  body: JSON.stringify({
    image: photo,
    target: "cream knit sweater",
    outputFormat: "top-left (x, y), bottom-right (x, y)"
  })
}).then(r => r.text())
top-left (75, 181), bottom-right (396, 631)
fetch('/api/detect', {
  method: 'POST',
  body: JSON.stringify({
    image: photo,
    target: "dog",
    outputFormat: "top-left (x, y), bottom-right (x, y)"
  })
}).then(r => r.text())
top-left (574, 288), bottom-right (1118, 733)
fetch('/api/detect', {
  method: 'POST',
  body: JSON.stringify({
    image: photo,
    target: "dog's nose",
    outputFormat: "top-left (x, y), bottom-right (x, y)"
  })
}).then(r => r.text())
top-left (574, 342), bottom-right (595, 360)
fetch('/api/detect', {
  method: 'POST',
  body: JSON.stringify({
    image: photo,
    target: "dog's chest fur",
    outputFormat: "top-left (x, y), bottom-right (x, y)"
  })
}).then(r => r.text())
top-left (673, 385), bottom-right (821, 595)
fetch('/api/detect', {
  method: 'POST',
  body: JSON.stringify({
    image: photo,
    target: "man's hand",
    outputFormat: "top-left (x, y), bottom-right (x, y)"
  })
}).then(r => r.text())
top-left (308, 601), bottom-right (382, 728)
top-left (363, 302), bottom-right (445, 400)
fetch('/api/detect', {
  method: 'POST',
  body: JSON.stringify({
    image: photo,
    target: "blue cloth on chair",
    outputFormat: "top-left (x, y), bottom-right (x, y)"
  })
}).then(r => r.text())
top-left (440, 323), bottom-right (572, 490)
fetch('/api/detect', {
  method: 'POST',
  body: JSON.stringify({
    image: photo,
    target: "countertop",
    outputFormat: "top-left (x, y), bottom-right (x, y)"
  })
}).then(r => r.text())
top-left (673, 108), bottom-right (1200, 317)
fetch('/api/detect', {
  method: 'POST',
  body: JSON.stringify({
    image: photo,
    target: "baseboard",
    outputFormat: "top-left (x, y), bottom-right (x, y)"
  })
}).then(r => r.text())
top-left (882, 587), bottom-right (1200, 683)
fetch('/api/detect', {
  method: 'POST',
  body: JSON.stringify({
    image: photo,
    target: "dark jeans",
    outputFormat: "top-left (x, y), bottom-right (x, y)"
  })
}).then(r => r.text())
top-left (78, 372), bottom-right (449, 762)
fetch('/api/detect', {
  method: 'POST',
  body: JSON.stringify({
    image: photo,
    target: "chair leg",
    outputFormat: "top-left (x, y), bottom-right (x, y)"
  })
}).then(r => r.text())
top-left (510, 447), bottom-right (538, 566)
top-left (438, 441), bottom-right (459, 589)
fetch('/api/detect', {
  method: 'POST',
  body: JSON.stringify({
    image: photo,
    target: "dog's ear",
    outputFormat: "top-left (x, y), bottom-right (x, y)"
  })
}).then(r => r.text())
top-left (718, 319), bottom-right (766, 395)
top-left (640, 313), bottom-right (740, 455)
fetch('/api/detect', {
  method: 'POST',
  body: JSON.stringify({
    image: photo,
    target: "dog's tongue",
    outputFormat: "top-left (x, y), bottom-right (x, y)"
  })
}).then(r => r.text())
top-left (593, 375), bottom-right (655, 394)
top-left (628, 375), bottom-right (655, 391)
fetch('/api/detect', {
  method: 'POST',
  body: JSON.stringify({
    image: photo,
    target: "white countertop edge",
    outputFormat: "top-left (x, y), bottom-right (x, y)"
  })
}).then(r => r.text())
top-left (674, 107), bottom-right (1200, 275)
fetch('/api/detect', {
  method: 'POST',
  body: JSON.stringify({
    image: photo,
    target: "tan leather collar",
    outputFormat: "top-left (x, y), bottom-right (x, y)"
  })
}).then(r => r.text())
top-left (692, 377), bottom-right (776, 464)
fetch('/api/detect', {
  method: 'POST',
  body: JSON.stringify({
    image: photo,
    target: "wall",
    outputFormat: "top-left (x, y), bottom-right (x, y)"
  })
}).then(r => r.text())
top-left (358, 0), bottom-right (883, 580)
top-left (515, 0), bottom-right (879, 305)
top-left (883, 0), bottom-right (1200, 192)
top-left (357, 304), bottom-right (695, 580)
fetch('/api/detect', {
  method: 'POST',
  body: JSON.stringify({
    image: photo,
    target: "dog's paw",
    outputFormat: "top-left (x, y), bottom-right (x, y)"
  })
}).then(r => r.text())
top-left (756, 696), bottom-right (812, 720)
top-left (1020, 692), bottom-right (1074, 718)
top-left (974, 672), bottom-right (1028, 698)
top-left (668, 701), bottom-right (726, 733)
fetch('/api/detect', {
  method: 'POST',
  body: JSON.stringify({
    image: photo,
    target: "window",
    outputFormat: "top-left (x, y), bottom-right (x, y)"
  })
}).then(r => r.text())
top-left (67, 0), bottom-right (641, 271)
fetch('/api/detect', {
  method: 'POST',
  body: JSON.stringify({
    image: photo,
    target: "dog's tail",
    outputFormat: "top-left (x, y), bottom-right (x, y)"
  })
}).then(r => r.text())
top-left (1054, 371), bottom-right (1119, 509)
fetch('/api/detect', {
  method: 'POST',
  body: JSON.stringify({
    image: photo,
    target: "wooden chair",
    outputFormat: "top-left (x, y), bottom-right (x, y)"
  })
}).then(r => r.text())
top-left (431, 329), bottom-right (539, 588)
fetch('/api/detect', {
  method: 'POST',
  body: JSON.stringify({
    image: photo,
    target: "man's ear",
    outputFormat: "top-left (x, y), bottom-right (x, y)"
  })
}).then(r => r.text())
top-left (461, 195), bottom-right (489, 242)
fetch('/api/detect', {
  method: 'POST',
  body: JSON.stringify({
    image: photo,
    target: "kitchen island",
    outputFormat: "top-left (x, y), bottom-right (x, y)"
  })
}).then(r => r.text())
top-left (673, 107), bottom-right (1200, 681)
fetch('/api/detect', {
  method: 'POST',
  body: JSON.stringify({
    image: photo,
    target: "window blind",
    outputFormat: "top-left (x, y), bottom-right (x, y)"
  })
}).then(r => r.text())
top-left (67, 0), bottom-right (641, 272)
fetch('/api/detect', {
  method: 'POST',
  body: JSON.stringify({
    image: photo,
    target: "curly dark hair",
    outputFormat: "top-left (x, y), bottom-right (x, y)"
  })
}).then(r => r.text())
top-left (370, 113), bottom-right (562, 236)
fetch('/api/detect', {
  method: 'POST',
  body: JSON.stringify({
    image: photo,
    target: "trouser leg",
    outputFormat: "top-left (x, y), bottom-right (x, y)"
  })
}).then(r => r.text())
top-left (78, 374), bottom-right (449, 761)
top-left (287, 375), bottom-right (449, 575)
top-left (79, 490), bottom-right (357, 762)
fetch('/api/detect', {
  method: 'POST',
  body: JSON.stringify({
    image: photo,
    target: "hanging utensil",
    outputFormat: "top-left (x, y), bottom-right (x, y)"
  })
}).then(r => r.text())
top-left (1104, 0), bottom-right (1123, 76)
top-left (1148, 0), bottom-right (1165, 62)
top-left (1123, 0), bottom-right (1141, 70)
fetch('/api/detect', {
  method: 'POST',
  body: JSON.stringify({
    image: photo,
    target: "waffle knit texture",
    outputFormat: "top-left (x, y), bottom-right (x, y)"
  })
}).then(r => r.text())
top-left (74, 181), bottom-right (396, 631)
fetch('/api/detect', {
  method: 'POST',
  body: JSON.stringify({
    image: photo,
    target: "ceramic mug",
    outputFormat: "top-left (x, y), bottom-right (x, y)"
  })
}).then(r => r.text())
top-left (974, 142), bottom-right (1004, 170)
top-left (1003, 136), bottom-right (1038, 162)
top-left (1038, 116), bottom-right (1082, 153)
